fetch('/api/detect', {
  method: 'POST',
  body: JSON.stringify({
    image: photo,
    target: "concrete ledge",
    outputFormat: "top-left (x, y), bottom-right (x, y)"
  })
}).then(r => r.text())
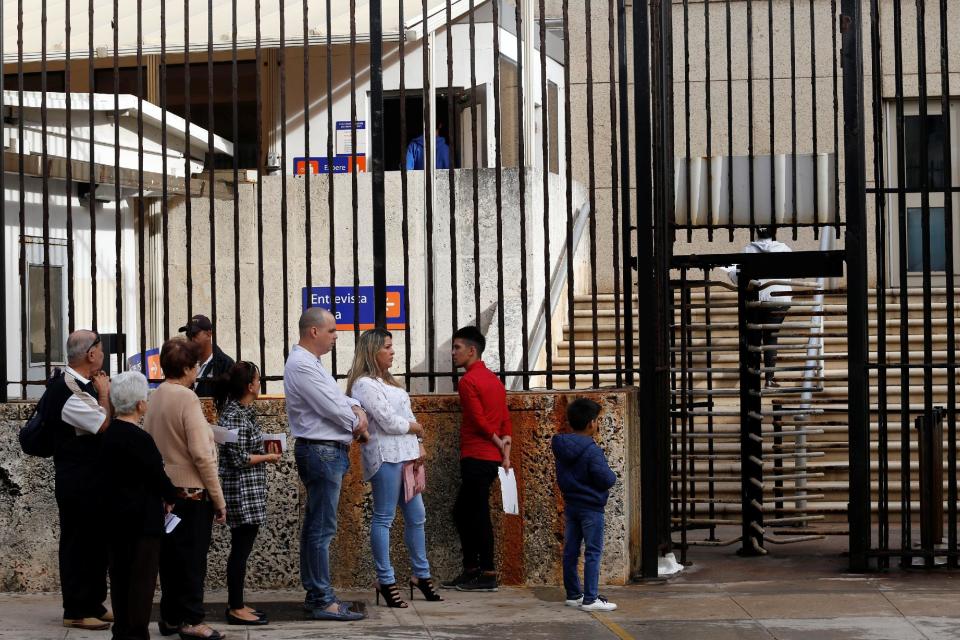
top-left (0, 388), bottom-right (638, 591)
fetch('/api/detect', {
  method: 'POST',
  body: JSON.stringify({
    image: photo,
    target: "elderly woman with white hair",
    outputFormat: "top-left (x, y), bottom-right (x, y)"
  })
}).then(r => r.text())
top-left (101, 371), bottom-right (179, 640)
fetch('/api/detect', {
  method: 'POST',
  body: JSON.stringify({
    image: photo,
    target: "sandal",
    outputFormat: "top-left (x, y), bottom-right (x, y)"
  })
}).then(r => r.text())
top-left (178, 623), bottom-right (226, 640)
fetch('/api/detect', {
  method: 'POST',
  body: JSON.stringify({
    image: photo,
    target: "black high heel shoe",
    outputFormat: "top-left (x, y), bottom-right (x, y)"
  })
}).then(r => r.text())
top-left (410, 577), bottom-right (444, 602)
top-left (375, 582), bottom-right (409, 608)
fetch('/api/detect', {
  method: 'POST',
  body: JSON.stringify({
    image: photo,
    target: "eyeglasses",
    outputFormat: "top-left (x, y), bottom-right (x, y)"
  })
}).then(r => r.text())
top-left (86, 335), bottom-right (101, 354)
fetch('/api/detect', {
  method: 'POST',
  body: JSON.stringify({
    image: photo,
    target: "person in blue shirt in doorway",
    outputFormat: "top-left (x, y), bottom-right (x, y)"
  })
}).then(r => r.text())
top-left (405, 126), bottom-right (451, 170)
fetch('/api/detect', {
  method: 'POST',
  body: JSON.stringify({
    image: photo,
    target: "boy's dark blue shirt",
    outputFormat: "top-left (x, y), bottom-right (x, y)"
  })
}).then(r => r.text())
top-left (551, 433), bottom-right (617, 512)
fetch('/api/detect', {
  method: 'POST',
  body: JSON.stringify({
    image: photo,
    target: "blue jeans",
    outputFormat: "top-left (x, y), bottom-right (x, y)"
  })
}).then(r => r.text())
top-left (369, 462), bottom-right (431, 585)
top-left (562, 506), bottom-right (605, 604)
top-left (295, 441), bottom-right (350, 608)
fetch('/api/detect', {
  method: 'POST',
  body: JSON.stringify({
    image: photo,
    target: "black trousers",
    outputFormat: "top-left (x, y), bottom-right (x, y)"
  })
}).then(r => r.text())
top-left (453, 458), bottom-right (500, 572)
top-left (757, 307), bottom-right (788, 381)
top-left (158, 497), bottom-right (213, 626)
top-left (227, 524), bottom-right (260, 609)
top-left (57, 498), bottom-right (109, 620)
top-left (109, 535), bottom-right (161, 640)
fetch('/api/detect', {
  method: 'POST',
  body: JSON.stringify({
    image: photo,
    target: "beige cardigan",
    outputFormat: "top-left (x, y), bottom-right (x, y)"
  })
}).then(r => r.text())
top-left (144, 382), bottom-right (225, 510)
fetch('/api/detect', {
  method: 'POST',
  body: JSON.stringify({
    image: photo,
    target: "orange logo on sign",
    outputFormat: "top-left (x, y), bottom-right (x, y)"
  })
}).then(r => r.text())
top-left (386, 291), bottom-right (401, 318)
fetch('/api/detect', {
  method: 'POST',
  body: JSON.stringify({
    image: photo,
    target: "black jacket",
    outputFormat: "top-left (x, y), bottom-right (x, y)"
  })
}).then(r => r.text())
top-left (194, 344), bottom-right (235, 398)
top-left (101, 418), bottom-right (179, 537)
top-left (551, 433), bottom-right (617, 512)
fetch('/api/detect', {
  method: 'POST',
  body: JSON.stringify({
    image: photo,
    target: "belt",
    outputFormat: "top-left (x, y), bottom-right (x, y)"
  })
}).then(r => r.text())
top-left (296, 437), bottom-right (350, 452)
top-left (177, 487), bottom-right (208, 501)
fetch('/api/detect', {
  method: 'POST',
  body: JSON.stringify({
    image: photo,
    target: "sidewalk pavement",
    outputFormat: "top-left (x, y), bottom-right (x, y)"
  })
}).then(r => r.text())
top-left (5, 540), bottom-right (960, 639)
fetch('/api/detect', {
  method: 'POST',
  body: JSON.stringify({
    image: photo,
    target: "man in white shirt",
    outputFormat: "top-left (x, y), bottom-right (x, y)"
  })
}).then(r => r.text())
top-left (284, 307), bottom-right (369, 621)
top-left (44, 330), bottom-right (113, 630)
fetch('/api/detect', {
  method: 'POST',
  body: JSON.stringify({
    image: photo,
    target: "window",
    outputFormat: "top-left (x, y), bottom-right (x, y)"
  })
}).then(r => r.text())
top-left (163, 61), bottom-right (259, 169)
top-left (885, 99), bottom-right (959, 284)
top-left (903, 114), bottom-right (946, 190)
top-left (906, 207), bottom-right (946, 273)
top-left (28, 264), bottom-right (65, 364)
top-left (93, 66), bottom-right (147, 99)
top-left (3, 71), bottom-right (65, 92)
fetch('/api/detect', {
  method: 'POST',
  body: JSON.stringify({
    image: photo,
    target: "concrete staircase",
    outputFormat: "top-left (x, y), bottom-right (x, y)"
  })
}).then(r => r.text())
top-left (554, 285), bottom-right (958, 532)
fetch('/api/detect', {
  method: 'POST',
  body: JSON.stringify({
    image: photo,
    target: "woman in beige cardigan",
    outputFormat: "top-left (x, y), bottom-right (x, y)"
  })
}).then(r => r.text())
top-left (144, 337), bottom-right (227, 640)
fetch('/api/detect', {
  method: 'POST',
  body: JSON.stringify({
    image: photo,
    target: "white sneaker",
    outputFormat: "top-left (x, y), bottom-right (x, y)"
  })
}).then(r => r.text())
top-left (565, 595), bottom-right (584, 607)
top-left (580, 596), bottom-right (617, 612)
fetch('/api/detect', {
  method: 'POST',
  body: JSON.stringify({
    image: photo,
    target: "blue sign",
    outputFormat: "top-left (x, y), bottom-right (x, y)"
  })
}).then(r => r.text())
top-left (301, 286), bottom-right (407, 330)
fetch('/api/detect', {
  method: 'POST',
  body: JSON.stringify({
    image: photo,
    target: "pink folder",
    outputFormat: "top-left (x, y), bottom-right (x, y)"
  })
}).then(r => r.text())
top-left (403, 460), bottom-right (426, 503)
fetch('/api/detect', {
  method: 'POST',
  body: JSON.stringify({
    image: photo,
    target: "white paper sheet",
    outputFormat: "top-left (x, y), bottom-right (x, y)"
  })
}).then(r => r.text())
top-left (498, 467), bottom-right (519, 516)
top-left (164, 513), bottom-right (181, 534)
top-left (211, 425), bottom-right (239, 445)
top-left (262, 433), bottom-right (287, 453)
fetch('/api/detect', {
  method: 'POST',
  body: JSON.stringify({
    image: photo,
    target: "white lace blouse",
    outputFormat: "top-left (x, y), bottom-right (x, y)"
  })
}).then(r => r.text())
top-left (350, 377), bottom-right (420, 481)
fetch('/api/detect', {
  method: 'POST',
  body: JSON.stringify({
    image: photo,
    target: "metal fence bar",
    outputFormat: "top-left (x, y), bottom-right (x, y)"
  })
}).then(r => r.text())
top-left (608, 0), bottom-right (623, 389)
top-left (492, 0), bottom-right (506, 383)
top-left (205, 0), bottom-right (216, 359)
top-left (445, 0), bottom-right (459, 386)
top-left (617, 0), bottom-right (633, 387)
top-left (351, 0), bottom-right (361, 344)
top-left (891, 0), bottom-right (912, 565)
top-left (539, 0), bottom-right (552, 389)
top-left (231, 0), bottom-right (242, 357)
top-left (278, 0), bottom-right (290, 362)
top-left (114, 0), bottom-right (125, 370)
top-left (88, 0), bottom-right (99, 331)
top-left (40, 0), bottom-right (52, 379)
top-left (399, 0), bottom-right (412, 389)
top-left (867, 0), bottom-right (889, 567)
top-left (939, 0), bottom-right (958, 568)
top-left (255, 0), bottom-right (266, 390)
top-left (841, 0), bottom-right (871, 572)
top-left (64, 0), bottom-right (75, 333)
top-left (371, 0), bottom-right (386, 327)
top-left (586, 0), bottom-right (600, 389)
top-left (136, 0), bottom-right (147, 373)
top-left (421, 0), bottom-right (436, 391)
top-left (326, 0), bottom-right (337, 364)
top-left (161, 0), bottom-right (170, 340)
top-left (183, 0), bottom-right (194, 319)
top-left (303, 0), bottom-right (313, 322)
top-left (469, 0), bottom-right (481, 328)
top-left (562, 0), bottom-right (575, 390)
top-left (516, 0), bottom-right (530, 390)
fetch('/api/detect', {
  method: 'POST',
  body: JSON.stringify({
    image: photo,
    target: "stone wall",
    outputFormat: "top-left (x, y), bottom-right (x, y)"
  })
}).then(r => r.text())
top-left (0, 388), bottom-right (639, 592)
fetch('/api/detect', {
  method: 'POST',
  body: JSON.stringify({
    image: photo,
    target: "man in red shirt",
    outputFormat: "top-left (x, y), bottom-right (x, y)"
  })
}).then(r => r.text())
top-left (442, 326), bottom-right (513, 592)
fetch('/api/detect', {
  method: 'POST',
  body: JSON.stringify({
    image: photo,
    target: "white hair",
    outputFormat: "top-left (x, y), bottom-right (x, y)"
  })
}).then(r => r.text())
top-left (110, 371), bottom-right (149, 415)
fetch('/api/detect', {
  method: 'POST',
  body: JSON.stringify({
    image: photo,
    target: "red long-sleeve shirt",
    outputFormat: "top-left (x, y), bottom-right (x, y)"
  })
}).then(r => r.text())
top-left (458, 361), bottom-right (513, 461)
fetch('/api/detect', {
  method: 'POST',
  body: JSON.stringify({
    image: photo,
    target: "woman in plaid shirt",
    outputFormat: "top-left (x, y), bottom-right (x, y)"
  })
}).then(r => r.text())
top-left (215, 362), bottom-right (281, 626)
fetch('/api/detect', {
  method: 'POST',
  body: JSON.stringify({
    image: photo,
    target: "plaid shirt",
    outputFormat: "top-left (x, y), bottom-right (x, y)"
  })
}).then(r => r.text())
top-left (218, 400), bottom-right (267, 527)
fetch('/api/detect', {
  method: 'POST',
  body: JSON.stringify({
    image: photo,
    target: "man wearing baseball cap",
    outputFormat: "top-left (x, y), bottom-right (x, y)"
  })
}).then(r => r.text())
top-left (178, 314), bottom-right (235, 397)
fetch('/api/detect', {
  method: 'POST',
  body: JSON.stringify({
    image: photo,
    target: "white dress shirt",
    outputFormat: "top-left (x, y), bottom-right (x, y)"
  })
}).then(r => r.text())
top-left (350, 377), bottom-right (420, 481)
top-left (283, 344), bottom-right (359, 444)
top-left (61, 366), bottom-right (106, 435)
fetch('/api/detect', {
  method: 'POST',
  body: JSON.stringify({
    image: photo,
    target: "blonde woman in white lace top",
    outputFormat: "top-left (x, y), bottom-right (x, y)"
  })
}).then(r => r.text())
top-left (347, 329), bottom-right (444, 608)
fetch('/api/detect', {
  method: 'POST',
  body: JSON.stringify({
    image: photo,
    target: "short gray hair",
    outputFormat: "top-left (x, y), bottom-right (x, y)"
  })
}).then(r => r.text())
top-left (110, 371), bottom-right (149, 415)
top-left (66, 330), bottom-right (98, 364)
top-left (299, 307), bottom-right (333, 336)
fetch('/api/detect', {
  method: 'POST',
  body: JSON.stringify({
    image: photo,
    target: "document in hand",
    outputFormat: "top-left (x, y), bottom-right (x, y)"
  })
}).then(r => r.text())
top-left (498, 467), bottom-right (519, 515)
top-left (164, 513), bottom-right (181, 534)
top-left (210, 425), bottom-right (239, 445)
top-left (262, 433), bottom-right (287, 454)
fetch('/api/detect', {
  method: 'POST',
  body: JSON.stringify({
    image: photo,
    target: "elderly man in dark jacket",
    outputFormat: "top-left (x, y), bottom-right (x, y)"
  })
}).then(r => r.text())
top-left (551, 398), bottom-right (618, 613)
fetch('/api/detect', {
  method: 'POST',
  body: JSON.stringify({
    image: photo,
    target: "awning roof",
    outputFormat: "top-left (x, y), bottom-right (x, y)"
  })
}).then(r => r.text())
top-left (2, 0), bottom-right (486, 63)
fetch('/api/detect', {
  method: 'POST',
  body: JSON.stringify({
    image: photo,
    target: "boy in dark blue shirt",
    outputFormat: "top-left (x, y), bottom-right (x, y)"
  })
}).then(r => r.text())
top-left (551, 398), bottom-right (618, 612)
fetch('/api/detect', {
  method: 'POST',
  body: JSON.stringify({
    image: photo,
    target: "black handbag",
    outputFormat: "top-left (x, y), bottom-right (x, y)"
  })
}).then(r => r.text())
top-left (19, 391), bottom-right (55, 457)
